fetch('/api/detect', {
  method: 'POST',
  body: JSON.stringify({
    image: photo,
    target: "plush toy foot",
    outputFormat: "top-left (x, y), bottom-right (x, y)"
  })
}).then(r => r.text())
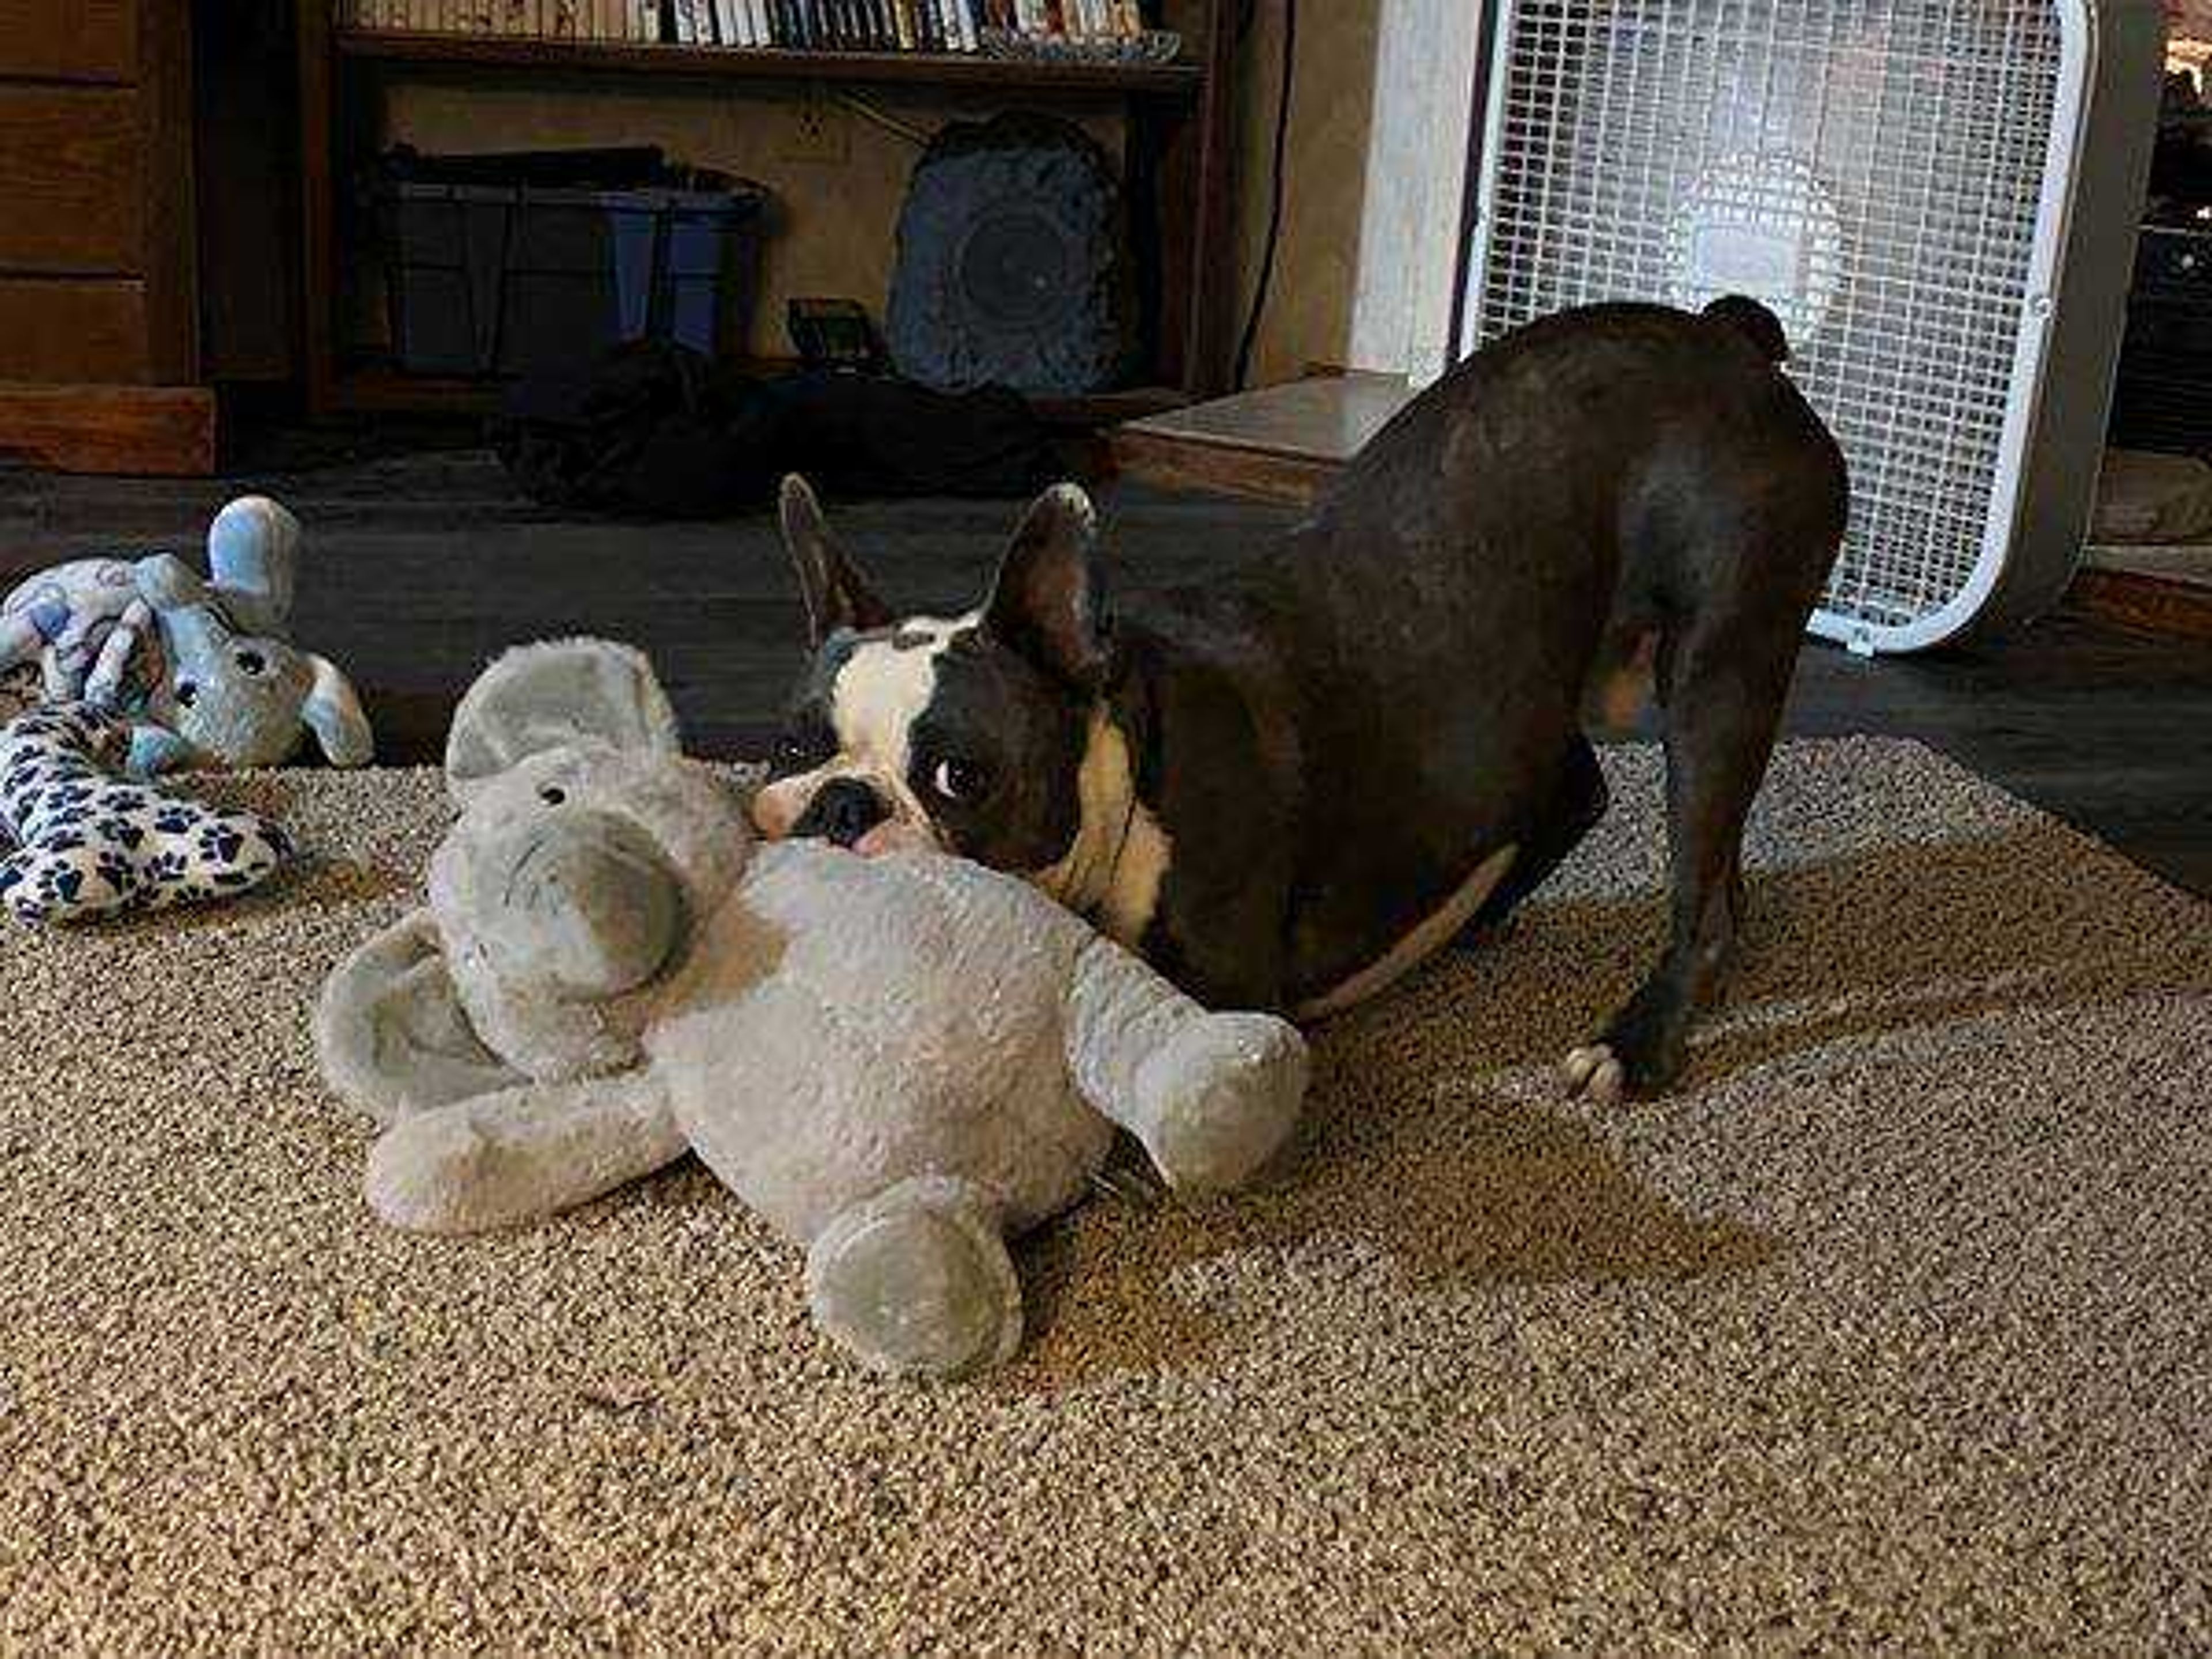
top-left (1134, 1013), bottom-right (1308, 1193)
top-left (805, 1177), bottom-right (1022, 1381)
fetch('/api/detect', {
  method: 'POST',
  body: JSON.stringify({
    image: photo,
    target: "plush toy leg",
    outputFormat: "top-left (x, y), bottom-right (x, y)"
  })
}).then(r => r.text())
top-left (805, 1176), bottom-right (1022, 1381)
top-left (365, 1071), bottom-right (684, 1234)
top-left (40, 644), bottom-right (75, 704)
top-left (1066, 936), bottom-right (1308, 1192)
top-left (126, 724), bottom-right (194, 776)
top-left (82, 599), bottom-right (152, 708)
top-left (0, 610), bottom-right (42, 679)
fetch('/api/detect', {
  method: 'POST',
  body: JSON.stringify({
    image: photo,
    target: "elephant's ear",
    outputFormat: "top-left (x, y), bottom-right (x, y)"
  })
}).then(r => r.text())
top-left (204, 495), bottom-right (301, 635)
top-left (302, 653), bottom-right (374, 768)
top-left (316, 908), bottom-right (522, 1127)
top-left (445, 637), bottom-right (680, 802)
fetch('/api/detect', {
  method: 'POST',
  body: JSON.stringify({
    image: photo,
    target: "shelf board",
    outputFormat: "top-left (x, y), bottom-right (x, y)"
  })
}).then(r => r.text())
top-left (328, 364), bottom-right (1193, 430)
top-left (335, 29), bottom-right (1204, 96)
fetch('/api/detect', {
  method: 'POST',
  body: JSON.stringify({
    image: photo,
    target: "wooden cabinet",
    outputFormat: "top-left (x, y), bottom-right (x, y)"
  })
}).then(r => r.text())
top-left (0, 0), bottom-right (215, 474)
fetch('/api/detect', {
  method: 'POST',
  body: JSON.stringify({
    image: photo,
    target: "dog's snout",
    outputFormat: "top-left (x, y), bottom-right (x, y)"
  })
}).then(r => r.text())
top-left (790, 777), bottom-right (891, 849)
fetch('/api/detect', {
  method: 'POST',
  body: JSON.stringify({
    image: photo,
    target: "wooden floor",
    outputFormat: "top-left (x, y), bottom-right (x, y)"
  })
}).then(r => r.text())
top-left (5, 446), bottom-right (2209, 897)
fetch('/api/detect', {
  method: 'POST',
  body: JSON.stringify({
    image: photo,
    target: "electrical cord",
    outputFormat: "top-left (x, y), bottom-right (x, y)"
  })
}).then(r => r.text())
top-left (836, 92), bottom-right (934, 147)
top-left (1233, 0), bottom-right (1295, 390)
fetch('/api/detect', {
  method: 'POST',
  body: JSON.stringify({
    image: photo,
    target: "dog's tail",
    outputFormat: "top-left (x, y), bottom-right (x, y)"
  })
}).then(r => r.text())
top-left (1702, 294), bottom-right (1790, 365)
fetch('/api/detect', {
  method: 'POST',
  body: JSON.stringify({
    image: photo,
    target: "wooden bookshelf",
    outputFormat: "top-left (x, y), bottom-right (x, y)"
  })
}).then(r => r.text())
top-left (297, 5), bottom-right (1239, 426)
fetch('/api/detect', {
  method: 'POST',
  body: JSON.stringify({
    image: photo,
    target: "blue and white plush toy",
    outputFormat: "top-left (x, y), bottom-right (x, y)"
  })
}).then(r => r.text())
top-left (0, 702), bottom-right (292, 925)
top-left (0, 495), bottom-right (373, 775)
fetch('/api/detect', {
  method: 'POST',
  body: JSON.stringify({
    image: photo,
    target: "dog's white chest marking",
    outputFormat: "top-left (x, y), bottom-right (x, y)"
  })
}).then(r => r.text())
top-left (1295, 843), bottom-right (1519, 1021)
top-left (1036, 710), bottom-right (1172, 948)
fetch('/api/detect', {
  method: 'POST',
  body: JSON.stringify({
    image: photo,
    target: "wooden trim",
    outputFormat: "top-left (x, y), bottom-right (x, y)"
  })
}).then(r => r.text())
top-left (0, 0), bottom-right (139, 85)
top-left (1106, 425), bottom-right (1338, 505)
top-left (0, 86), bottom-right (144, 273)
top-left (329, 361), bottom-right (1194, 426)
top-left (1179, 0), bottom-right (1237, 397)
top-left (0, 381), bottom-right (215, 475)
top-left (2067, 566), bottom-right (2212, 641)
top-left (136, 0), bottom-right (197, 383)
top-left (298, 0), bottom-right (336, 414)
top-left (0, 277), bottom-right (149, 382)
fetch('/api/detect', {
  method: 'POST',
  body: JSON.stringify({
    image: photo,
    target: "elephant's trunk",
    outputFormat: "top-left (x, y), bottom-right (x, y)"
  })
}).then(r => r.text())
top-left (484, 812), bottom-right (685, 1000)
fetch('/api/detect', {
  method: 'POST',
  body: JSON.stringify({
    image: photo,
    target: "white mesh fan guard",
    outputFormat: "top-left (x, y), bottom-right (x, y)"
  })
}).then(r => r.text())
top-left (1456, 0), bottom-right (2164, 653)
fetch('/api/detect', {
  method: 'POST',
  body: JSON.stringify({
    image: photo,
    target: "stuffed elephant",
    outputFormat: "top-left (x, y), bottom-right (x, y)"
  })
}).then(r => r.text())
top-left (0, 495), bottom-right (373, 774)
top-left (315, 638), bottom-right (1308, 1380)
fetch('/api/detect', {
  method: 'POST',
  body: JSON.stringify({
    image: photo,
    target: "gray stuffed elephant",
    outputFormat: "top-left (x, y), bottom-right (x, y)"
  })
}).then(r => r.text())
top-left (0, 495), bottom-right (372, 774)
top-left (315, 638), bottom-right (1307, 1380)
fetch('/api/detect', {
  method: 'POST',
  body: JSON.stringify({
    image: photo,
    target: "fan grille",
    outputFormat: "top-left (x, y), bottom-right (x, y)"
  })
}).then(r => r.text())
top-left (1466, 0), bottom-right (2069, 638)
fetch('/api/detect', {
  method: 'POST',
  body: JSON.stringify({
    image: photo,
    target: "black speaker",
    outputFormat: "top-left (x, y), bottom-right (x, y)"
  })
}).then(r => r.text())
top-left (886, 112), bottom-right (1137, 397)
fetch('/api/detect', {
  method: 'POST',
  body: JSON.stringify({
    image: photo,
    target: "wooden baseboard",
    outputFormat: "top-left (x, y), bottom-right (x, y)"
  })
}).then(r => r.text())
top-left (0, 381), bottom-right (215, 476)
top-left (1105, 426), bottom-right (1340, 506)
top-left (2067, 565), bottom-right (2212, 641)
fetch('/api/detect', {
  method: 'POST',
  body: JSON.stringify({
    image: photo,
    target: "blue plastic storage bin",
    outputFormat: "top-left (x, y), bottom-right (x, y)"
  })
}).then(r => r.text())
top-left (378, 180), bottom-right (768, 377)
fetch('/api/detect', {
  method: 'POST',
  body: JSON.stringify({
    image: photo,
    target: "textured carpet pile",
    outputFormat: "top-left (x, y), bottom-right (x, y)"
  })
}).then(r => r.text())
top-left (2, 739), bottom-right (2206, 1652)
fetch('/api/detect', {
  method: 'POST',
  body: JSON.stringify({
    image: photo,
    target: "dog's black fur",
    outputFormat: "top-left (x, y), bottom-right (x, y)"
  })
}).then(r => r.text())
top-left (761, 298), bottom-right (1849, 1099)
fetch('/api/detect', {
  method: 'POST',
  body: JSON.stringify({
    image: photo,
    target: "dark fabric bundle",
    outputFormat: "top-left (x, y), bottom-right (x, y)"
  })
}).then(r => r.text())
top-left (489, 340), bottom-right (1062, 518)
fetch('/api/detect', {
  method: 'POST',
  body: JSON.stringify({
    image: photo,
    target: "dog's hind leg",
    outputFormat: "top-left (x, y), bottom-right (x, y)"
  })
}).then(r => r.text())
top-left (1560, 607), bottom-right (1804, 1104)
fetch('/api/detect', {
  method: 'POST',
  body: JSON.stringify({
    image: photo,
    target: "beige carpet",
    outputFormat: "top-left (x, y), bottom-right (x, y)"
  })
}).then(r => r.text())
top-left (2, 740), bottom-right (2207, 1653)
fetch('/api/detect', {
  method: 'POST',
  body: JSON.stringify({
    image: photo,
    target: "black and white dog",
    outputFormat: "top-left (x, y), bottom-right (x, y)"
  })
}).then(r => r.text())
top-left (753, 298), bottom-right (1849, 1101)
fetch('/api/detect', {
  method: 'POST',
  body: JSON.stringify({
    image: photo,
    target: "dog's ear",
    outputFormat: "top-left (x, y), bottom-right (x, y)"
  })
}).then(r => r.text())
top-left (777, 475), bottom-right (893, 646)
top-left (983, 483), bottom-right (1107, 690)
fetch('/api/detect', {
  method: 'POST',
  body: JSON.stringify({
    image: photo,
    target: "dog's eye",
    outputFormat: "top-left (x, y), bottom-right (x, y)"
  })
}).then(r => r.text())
top-left (539, 785), bottom-right (566, 806)
top-left (235, 649), bottom-right (266, 677)
top-left (777, 721), bottom-right (834, 771)
top-left (928, 757), bottom-right (991, 803)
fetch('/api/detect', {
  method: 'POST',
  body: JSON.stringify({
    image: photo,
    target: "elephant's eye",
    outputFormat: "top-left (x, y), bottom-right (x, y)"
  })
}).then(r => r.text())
top-left (173, 681), bottom-right (198, 708)
top-left (235, 649), bottom-right (266, 677)
top-left (539, 785), bottom-right (567, 806)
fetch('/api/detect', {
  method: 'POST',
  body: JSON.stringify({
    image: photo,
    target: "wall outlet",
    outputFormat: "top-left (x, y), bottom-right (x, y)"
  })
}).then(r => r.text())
top-left (776, 86), bottom-right (850, 165)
